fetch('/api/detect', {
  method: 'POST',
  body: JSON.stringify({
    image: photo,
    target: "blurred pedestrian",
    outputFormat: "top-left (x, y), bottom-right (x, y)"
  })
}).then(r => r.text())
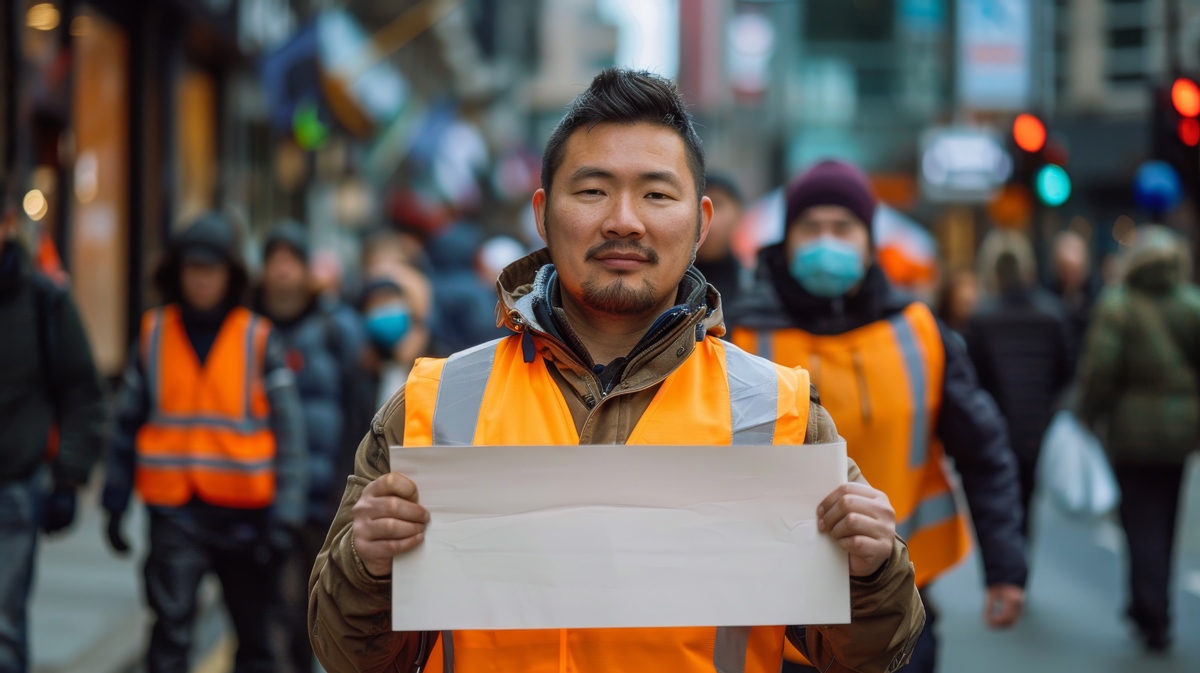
top-left (424, 223), bottom-right (508, 354)
top-left (727, 160), bottom-right (1027, 673)
top-left (1077, 225), bottom-right (1200, 653)
top-left (252, 221), bottom-right (369, 673)
top-left (360, 267), bottom-right (432, 409)
top-left (0, 187), bottom-right (106, 673)
top-left (1048, 230), bottom-right (1099, 363)
top-left (696, 172), bottom-right (749, 307)
top-left (936, 268), bottom-right (980, 335)
top-left (967, 230), bottom-right (1073, 541)
top-left (309, 68), bottom-right (923, 673)
top-left (102, 212), bottom-right (307, 673)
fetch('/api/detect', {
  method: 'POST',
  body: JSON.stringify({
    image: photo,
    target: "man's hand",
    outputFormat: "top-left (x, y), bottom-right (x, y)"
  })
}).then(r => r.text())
top-left (817, 482), bottom-right (896, 578)
top-left (984, 584), bottom-right (1025, 629)
top-left (352, 472), bottom-right (430, 577)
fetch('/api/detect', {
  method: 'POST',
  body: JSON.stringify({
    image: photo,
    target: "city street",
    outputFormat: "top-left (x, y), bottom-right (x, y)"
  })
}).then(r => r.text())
top-left (934, 457), bottom-right (1200, 673)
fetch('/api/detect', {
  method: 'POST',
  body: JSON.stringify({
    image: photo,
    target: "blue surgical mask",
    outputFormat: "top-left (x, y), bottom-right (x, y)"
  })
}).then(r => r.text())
top-left (789, 237), bottom-right (866, 298)
top-left (365, 305), bottom-right (411, 351)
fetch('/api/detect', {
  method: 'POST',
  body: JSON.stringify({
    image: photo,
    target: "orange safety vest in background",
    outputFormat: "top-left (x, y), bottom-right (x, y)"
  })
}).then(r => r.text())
top-left (403, 334), bottom-right (812, 673)
top-left (732, 302), bottom-right (971, 589)
top-left (135, 305), bottom-right (277, 509)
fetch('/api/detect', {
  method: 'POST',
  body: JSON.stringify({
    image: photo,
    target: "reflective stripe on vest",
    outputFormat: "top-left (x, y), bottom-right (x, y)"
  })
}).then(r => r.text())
top-left (405, 333), bottom-right (811, 673)
top-left (135, 306), bottom-right (276, 508)
top-left (888, 313), bottom-right (928, 469)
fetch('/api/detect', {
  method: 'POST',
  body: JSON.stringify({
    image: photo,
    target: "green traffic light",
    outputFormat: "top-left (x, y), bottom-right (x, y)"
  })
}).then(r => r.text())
top-left (1035, 164), bottom-right (1071, 206)
top-left (293, 102), bottom-right (329, 150)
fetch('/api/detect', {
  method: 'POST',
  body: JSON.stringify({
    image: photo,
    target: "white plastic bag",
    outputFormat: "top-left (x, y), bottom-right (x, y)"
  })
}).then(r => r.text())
top-left (1038, 410), bottom-right (1120, 518)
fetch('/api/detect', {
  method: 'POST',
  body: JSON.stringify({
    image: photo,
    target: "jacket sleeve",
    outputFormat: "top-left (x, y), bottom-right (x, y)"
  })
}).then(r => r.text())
top-left (310, 386), bottom-right (433, 673)
top-left (1077, 290), bottom-right (1123, 428)
top-left (264, 329), bottom-right (309, 527)
top-left (102, 344), bottom-right (150, 516)
top-left (935, 323), bottom-right (1028, 588)
top-left (798, 398), bottom-right (925, 673)
top-left (50, 291), bottom-right (108, 486)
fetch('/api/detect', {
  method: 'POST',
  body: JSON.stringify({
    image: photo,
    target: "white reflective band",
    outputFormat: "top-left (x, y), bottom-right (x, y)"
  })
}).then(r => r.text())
top-left (431, 339), bottom-right (503, 446)
top-left (722, 342), bottom-right (779, 445)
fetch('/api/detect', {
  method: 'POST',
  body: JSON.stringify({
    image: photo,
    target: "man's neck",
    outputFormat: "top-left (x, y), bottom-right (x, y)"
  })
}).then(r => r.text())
top-left (263, 288), bottom-right (309, 322)
top-left (557, 288), bottom-right (674, 366)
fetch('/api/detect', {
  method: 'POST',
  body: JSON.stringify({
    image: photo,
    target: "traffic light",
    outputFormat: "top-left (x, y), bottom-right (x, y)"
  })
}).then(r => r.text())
top-left (1152, 77), bottom-right (1200, 185)
top-left (1008, 113), bottom-right (1071, 207)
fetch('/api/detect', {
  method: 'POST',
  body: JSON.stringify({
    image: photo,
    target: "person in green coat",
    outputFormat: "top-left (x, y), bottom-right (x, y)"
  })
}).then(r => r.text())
top-left (1077, 224), bottom-right (1200, 653)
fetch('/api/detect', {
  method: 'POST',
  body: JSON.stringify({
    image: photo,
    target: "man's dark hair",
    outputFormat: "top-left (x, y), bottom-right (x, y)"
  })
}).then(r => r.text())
top-left (995, 251), bottom-right (1023, 291)
top-left (541, 68), bottom-right (705, 199)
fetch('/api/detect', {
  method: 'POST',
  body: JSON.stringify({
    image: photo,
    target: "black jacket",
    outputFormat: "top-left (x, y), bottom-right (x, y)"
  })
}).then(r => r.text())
top-left (966, 288), bottom-right (1073, 465)
top-left (0, 243), bottom-right (106, 485)
top-left (727, 243), bottom-right (1028, 588)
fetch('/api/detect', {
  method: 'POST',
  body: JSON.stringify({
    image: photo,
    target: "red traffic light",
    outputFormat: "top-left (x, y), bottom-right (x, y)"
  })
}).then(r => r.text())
top-left (1012, 113), bottom-right (1047, 153)
top-left (1171, 78), bottom-right (1200, 117)
top-left (1179, 118), bottom-right (1200, 146)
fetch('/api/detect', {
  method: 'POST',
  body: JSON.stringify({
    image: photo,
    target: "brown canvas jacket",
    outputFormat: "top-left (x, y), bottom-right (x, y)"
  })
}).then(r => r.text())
top-left (309, 250), bottom-right (924, 673)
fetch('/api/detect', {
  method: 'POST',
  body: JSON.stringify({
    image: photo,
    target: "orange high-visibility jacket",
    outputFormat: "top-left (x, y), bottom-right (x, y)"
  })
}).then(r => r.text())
top-left (732, 302), bottom-right (971, 590)
top-left (134, 305), bottom-right (277, 509)
top-left (402, 334), bottom-right (812, 673)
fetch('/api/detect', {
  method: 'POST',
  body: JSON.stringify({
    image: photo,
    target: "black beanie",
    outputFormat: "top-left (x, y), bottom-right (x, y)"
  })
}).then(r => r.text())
top-left (784, 160), bottom-right (877, 238)
top-left (263, 220), bottom-right (310, 263)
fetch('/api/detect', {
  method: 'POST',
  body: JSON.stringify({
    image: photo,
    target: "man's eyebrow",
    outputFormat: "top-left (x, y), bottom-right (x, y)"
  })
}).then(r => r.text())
top-left (641, 171), bottom-right (684, 190)
top-left (568, 166), bottom-right (615, 182)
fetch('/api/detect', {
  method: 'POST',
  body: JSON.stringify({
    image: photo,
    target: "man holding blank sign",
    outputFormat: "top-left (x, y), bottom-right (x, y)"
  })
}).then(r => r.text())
top-left (310, 69), bottom-right (923, 673)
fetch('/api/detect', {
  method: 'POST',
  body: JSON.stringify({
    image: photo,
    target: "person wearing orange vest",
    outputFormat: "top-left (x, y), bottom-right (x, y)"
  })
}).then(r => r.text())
top-left (102, 212), bottom-right (308, 673)
top-left (726, 161), bottom-right (1027, 673)
top-left (309, 69), bottom-right (923, 673)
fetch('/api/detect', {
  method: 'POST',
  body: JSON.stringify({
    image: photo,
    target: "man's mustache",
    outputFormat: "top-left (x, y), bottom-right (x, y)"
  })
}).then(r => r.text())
top-left (584, 241), bottom-right (660, 263)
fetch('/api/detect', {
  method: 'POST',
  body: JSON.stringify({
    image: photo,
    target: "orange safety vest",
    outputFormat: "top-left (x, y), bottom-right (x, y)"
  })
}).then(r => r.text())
top-left (731, 302), bottom-right (970, 589)
top-left (403, 334), bottom-right (812, 673)
top-left (134, 305), bottom-right (277, 509)
top-left (733, 302), bottom-right (968, 666)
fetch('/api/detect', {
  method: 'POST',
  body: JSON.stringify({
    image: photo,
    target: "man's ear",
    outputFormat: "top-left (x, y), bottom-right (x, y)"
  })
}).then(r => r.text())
top-left (533, 189), bottom-right (549, 245)
top-left (696, 195), bottom-right (715, 246)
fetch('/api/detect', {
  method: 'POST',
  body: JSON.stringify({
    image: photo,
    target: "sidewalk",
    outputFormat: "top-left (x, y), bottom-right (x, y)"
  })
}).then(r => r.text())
top-left (28, 485), bottom-right (228, 673)
top-left (29, 485), bottom-right (149, 673)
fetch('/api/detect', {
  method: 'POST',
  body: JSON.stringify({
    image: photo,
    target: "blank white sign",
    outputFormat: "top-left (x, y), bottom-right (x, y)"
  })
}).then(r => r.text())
top-left (389, 443), bottom-right (850, 631)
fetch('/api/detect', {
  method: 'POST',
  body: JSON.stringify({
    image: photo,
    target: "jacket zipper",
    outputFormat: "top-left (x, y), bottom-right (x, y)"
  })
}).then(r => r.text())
top-left (851, 349), bottom-right (873, 425)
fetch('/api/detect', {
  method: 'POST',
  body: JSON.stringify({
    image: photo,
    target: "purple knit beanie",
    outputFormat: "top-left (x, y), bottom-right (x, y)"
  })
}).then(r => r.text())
top-left (784, 160), bottom-right (877, 240)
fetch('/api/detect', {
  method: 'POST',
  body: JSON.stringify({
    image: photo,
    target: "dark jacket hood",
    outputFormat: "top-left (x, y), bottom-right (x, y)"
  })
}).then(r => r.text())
top-left (154, 212), bottom-right (249, 307)
top-left (727, 242), bottom-right (912, 335)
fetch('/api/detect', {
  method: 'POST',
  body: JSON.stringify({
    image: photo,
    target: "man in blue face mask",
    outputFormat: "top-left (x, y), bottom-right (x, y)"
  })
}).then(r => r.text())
top-left (726, 160), bottom-right (1027, 673)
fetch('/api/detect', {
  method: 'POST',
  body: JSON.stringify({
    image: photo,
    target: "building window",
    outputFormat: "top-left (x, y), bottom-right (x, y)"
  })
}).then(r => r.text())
top-left (1108, 27), bottom-right (1145, 49)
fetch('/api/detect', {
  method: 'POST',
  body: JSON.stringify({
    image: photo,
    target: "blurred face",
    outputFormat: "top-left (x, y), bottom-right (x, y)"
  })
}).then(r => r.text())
top-left (786, 205), bottom-right (871, 267)
top-left (181, 260), bottom-right (230, 311)
top-left (697, 186), bottom-right (742, 262)
top-left (263, 246), bottom-right (308, 295)
top-left (950, 273), bottom-right (980, 321)
top-left (533, 122), bottom-right (713, 317)
top-left (1054, 238), bottom-right (1089, 292)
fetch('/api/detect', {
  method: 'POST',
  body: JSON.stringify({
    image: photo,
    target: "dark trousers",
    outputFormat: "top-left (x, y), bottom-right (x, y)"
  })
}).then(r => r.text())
top-left (273, 523), bottom-right (327, 673)
top-left (781, 591), bottom-right (937, 673)
top-left (1114, 463), bottom-right (1185, 637)
top-left (1016, 459), bottom-right (1038, 540)
top-left (0, 471), bottom-right (44, 673)
top-left (144, 512), bottom-right (279, 673)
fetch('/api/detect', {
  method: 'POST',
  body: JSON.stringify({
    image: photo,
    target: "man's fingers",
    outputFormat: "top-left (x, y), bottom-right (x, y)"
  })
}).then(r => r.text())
top-left (367, 472), bottom-right (420, 502)
top-left (356, 517), bottom-right (427, 543)
top-left (360, 495), bottom-right (430, 524)
top-left (836, 534), bottom-right (890, 558)
top-left (818, 482), bottom-right (876, 516)
top-left (827, 511), bottom-right (892, 542)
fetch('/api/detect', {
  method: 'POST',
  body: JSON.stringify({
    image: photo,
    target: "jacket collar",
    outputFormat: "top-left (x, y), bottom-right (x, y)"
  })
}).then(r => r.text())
top-left (495, 248), bottom-right (725, 389)
top-left (727, 242), bottom-right (912, 336)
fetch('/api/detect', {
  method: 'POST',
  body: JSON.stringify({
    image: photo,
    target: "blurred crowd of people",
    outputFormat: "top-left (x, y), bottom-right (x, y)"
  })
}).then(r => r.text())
top-left (1, 135), bottom-right (1198, 672)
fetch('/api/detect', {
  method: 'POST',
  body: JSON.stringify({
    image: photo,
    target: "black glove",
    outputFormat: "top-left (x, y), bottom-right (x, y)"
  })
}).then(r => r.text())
top-left (106, 511), bottom-right (131, 555)
top-left (41, 484), bottom-right (77, 535)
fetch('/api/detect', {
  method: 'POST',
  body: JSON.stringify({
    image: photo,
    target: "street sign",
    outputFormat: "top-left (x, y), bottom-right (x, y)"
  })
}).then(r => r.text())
top-left (920, 127), bottom-right (1012, 203)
